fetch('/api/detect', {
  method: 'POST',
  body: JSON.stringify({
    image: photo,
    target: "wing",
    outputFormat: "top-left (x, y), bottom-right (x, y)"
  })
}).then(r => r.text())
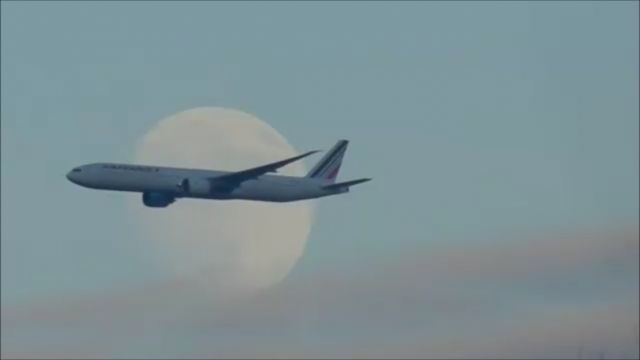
top-left (208, 150), bottom-right (320, 190)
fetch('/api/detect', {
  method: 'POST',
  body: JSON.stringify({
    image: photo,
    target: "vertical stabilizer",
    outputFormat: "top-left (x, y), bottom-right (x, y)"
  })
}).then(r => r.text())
top-left (305, 140), bottom-right (349, 183)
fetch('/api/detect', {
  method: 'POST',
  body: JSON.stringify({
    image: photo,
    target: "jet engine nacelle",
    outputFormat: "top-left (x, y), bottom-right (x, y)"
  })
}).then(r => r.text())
top-left (177, 178), bottom-right (211, 197)
top-left (142, 192), bottom-right (175, 208)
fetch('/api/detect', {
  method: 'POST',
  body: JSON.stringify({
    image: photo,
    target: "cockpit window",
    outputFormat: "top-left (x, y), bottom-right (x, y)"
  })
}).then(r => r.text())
top-left (72, 168), bottom-right (82, 172)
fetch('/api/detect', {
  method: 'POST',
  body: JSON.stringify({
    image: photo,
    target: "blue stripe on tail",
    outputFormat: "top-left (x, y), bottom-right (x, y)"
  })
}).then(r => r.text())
top-left (306, 140), bottom-right (349, 183)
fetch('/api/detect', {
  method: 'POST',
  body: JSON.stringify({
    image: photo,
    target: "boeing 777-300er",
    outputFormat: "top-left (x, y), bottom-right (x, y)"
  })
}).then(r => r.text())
top-left (66, 140), bottom-right (371, 207)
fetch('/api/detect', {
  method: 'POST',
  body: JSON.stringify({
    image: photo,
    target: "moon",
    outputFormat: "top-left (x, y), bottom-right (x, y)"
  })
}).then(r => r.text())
top-left (129, 107), bottom-right (314, 294)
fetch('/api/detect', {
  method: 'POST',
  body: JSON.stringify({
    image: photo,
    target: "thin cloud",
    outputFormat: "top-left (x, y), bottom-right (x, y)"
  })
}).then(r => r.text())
top-left (2, 227), bottom-right (638, 358)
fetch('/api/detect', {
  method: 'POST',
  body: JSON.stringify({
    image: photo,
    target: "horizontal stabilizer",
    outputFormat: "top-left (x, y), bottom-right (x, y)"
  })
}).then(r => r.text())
top-left (322, 178), bottom-right (372, 190)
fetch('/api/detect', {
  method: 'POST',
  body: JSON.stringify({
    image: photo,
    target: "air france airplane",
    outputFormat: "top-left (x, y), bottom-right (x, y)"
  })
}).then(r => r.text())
top-left (66, 140), bottom-right (371, 207)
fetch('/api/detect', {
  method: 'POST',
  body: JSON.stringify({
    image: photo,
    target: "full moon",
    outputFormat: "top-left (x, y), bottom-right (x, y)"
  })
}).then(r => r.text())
top-left (130, 107), bottom-right (314, 294)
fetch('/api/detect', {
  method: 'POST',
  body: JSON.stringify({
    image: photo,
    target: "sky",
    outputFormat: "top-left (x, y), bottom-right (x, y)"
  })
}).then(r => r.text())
top-left (1, 1), bottom-right (638, 358)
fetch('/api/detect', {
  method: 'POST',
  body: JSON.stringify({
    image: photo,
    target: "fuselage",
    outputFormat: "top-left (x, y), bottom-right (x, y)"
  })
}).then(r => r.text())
top-left (66, 162), bottom-right (345, 203)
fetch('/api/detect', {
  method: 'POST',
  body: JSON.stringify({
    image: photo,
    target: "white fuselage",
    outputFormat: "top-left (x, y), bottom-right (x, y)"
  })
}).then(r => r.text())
top-left (66, 163), bottom-right (345, 203)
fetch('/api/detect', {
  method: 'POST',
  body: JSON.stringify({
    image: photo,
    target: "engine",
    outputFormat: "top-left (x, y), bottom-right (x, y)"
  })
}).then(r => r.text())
top-left (142, 192), bottom-right (175, 208)
top-left (177, 178), bottom-right (211, 197)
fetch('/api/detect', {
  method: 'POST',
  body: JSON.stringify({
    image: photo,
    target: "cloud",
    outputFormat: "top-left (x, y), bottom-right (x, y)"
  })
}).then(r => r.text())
top-left (2, 227), bottom-right (638, 358)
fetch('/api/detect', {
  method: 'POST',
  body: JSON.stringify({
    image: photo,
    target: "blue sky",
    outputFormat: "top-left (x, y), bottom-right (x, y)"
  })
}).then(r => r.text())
top-left (1, 2), bottom-right (638, 358)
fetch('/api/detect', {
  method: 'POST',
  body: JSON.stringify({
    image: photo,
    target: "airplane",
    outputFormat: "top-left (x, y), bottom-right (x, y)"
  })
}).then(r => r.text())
top-left (66, 140), bottom-right (371, 207)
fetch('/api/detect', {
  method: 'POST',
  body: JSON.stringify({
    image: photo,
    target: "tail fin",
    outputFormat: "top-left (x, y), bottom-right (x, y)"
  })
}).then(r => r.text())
top-left (306, 140), bottom-right (348, 183)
